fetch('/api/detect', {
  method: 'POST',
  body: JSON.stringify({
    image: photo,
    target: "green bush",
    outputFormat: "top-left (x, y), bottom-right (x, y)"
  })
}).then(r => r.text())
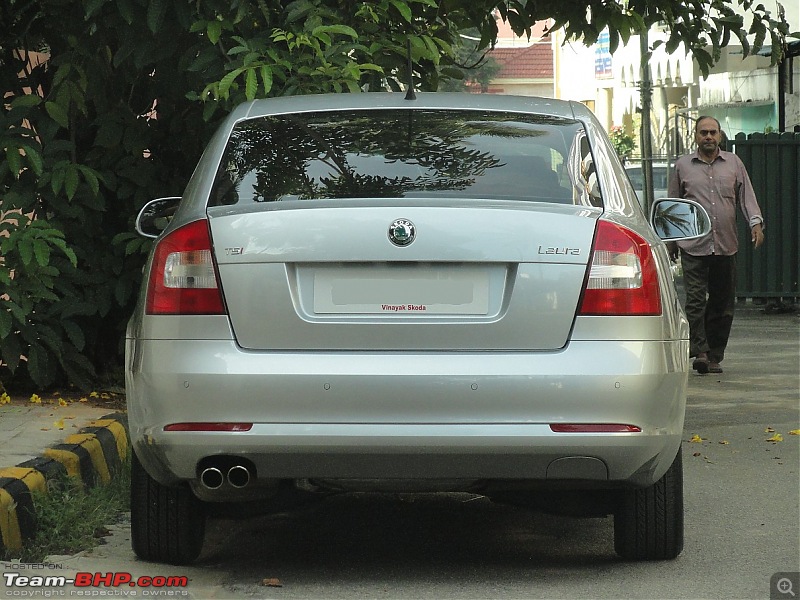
top-left (609, 125), bottom-right (636, 160)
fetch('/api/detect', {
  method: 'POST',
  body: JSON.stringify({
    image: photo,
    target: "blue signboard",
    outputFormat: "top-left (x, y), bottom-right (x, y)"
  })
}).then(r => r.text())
top-left (595, 31), bottom-right (613, 79)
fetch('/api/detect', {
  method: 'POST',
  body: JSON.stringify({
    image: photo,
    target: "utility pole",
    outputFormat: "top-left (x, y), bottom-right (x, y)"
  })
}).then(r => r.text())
top-left (639, 27), bottom-right (655, 215)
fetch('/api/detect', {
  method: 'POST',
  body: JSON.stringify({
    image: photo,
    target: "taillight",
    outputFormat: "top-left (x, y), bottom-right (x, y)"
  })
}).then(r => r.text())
top-left (578, 220), bottom-right (661, 316)
top-left (145, 219), bottom-right (225, 315)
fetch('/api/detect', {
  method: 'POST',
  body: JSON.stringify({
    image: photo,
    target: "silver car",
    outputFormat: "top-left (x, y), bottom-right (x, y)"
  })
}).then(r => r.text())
top-left (625, 161), bottom-right (671, 207)
top-left (126, 93), bottom-right (710, 565)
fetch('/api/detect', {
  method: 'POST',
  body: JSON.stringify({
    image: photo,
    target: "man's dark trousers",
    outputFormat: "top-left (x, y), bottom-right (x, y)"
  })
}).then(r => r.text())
top-left (680, 251), bottom-right (737, 363)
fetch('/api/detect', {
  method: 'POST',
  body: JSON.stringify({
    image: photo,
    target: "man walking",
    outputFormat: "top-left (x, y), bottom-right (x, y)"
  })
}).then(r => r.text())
top-left (668, 116), bottom-right (764, 374)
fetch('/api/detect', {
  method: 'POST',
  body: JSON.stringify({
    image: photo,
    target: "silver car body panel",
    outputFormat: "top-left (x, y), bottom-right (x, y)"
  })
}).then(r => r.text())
top-left (210, 202), bottom-right (598, 351)
top-left (125, 333), bottom-right (687, 485)
top-left (126, 92), bottom-right (690, 496)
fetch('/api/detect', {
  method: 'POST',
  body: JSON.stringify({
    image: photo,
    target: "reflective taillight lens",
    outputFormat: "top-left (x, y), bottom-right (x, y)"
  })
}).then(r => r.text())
top-left (145, 220), bottom-right (225, 315)
top-left (578, 220), bottom-right (661, 316)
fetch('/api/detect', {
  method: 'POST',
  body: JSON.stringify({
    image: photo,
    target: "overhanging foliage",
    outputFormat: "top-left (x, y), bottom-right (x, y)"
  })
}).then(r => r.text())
top-left (0, 0), bottom-right (792, 389)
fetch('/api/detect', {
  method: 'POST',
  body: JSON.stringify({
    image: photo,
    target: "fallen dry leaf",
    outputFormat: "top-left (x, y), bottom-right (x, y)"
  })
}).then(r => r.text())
top-left (789, 430), bottom-right (800, 436)
top-left (689, 434), bottom-right (705, 443)
top-left (692, 452), bottom-right (702, 457)
top-left (718, 440), bottom-right (729, 445)
top-left (53, 419), bottom-right (64, 430)
top-left (261, 579), bottom-right (282, 588)
top-left (766, 433), bottom-right (784, 443)
top-left (765, 427), bottom-right (775, 433)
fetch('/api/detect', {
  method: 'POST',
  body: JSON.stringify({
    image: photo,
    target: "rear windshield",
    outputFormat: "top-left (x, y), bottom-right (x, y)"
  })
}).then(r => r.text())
top-left (209, 109), bottom-right (602, 207)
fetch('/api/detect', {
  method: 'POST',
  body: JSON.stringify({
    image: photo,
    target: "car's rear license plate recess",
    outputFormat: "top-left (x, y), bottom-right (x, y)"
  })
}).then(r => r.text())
top-left (312, 265), bottom-right (491, 315)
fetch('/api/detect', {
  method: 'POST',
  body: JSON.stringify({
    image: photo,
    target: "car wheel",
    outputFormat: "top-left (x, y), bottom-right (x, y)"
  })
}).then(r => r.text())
top-left (130, 451), bottom-right (206, 565)
top-left (614, 448), bottom-right (684, 560)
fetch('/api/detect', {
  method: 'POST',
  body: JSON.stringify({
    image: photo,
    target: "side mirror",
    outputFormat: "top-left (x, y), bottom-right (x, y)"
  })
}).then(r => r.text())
top-left (135, 197), bottom-right (181, 239)
top-left (650, 198), bottom-right (711, 241)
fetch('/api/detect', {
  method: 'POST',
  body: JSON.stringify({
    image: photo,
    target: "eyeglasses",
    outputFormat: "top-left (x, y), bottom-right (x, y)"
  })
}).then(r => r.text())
top-left (697, 129), bottom-right (719, 136)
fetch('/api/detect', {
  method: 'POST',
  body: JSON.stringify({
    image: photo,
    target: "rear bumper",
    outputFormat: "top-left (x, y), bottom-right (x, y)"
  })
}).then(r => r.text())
top-left (126, 338), bottom-right (688, 489)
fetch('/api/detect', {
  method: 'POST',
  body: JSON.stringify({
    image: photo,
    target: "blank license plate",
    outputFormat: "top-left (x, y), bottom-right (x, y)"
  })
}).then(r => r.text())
top-left (313, 266), bottom-right (490, 314)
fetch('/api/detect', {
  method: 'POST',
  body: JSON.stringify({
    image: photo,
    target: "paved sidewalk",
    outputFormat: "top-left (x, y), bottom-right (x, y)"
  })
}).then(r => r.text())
top-left (0, 398), bottom-right (127, 555)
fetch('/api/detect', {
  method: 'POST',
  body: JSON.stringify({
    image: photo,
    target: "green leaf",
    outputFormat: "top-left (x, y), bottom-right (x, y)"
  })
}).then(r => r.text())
top-left (26, 344), bottom-right (51, 387)
top-left (84, 0), bottom-right (107, 18)
top-left (313, 24), bottom-right (359, 39)
top-left (61, 320), bottom-right (85, 351)
top-left (76, 165), bottom-right (101, 196)
top-left (117, 0), bottom-right (134, 23)
top-left (260, 66), bottom-right (273, 95)
top-left (245, 68), bottom-right (257, 100)
top-left (207, 20), bottom-right (223, 44)
top-left (61, 352), bottom-right (96, 389)
top-left (0, 308), bottom-right (11, 339)
top-left (5, 147), bottom-right (22, 179)
top-left (51, 165), bottom-right (65, 195)
top-left (52, 64), bottom-right (72, 88)
top-left (10, 94), bottom-right (42, 109)
top-left (389, 0), bottom-right (412, 22)
top-left (64, 166), bottom-right (80, 200)
top-left (6, 301), bottom-right (27, 327)
top-left (113, 37), bottom-right (137, 67)
top-left (218, 67), bottom-right (245, 98)
top-left (45, 101), bottom-right (70, 128)
top-left (18, 238), bottom-right (33, 266)
top-left (19, 143), bottom-right (43, 176)
top-left (35, 325), bottom-right (62, 356)
top-left (33, 239), bottom-right (51, 266)
top-left (147, 0), bottom-right (167, 34)
top-left (285, 0), bottom-right (315, 24)
top-left (0, 332), bottom-right (22, 372)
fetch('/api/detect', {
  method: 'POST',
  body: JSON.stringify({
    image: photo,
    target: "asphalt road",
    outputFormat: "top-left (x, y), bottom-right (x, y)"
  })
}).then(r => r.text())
top-left (3, 306), bottom-right (798, 600)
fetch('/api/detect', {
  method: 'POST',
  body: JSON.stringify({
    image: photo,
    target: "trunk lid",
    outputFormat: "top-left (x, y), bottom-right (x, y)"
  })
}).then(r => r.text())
top-left (209, 201), bottom-right (599, 351)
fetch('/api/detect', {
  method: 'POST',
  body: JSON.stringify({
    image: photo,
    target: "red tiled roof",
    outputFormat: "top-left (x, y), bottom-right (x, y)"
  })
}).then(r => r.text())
top-left (488, 43), bottom-right (553, 80)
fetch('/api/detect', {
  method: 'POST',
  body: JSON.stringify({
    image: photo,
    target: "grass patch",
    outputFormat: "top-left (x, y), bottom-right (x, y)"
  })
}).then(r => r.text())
top-left (2, 456), bottom-right (131, 563)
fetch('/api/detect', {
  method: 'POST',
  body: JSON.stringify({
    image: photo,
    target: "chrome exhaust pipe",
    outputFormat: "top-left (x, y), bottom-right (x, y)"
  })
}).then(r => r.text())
top-left (200, 467), bottom-right (224, 490)
top-left (227, 465), bottom-right (251, 489)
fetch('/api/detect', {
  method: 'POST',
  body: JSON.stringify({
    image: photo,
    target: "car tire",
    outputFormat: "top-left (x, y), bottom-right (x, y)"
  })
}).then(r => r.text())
top-left (130, 451), bottom-right (206, 565)
top-left (614, 448), bottom-right (684, 560)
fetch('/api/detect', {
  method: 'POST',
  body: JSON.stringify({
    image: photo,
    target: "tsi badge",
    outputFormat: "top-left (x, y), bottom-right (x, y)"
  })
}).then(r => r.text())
top-left (388, 218), bottom-right (416, 247)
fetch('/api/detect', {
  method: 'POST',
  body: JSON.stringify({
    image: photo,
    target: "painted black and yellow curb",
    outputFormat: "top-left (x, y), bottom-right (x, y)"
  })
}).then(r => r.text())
top-left (0, 412), bottom-right (128, 554)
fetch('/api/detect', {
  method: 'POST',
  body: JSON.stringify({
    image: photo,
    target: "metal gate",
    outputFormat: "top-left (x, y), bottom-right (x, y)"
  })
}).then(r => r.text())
top-left (731, 132), bottom-right (800, 300)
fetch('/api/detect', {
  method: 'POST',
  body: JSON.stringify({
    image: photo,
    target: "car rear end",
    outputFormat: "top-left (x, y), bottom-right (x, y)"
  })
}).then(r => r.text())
top-left (126, 94), bottom-right (689, 562)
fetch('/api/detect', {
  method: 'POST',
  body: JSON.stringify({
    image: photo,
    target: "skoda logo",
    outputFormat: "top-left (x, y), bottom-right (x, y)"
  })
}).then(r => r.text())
top-left (388, 218), bottom-right (416, 247)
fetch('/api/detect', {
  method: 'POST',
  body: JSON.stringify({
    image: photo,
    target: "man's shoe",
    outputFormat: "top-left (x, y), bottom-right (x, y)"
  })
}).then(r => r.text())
top-left (709, 362), bottom-right (723, 374)
top-left (692, 352), bottom-right (709, 374)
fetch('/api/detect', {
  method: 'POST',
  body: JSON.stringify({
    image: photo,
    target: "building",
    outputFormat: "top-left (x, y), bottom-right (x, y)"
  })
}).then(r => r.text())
top-left (482, 19), bottom-right (555, 97)
top-left (480, 3), bottom-right (799, 156)
top-left (553, 0), bottom-right (800, 156)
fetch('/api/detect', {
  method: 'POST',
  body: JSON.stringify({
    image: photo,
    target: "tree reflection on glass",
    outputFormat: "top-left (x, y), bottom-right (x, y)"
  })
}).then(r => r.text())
top-left (652, 200), bottom-right (710, 240)
top-left (209, 110), bottom-right (586, 206)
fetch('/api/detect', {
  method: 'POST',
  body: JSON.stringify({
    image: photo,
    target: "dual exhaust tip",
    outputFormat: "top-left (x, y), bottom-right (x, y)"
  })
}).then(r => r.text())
top-left (199, 464), bottom-right (252, 490)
